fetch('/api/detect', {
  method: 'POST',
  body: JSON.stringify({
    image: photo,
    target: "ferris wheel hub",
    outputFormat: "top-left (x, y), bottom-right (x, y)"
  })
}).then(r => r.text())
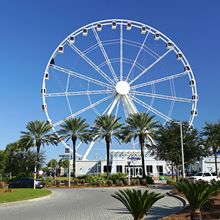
top-left (116, 81), bottom-right (130, 95)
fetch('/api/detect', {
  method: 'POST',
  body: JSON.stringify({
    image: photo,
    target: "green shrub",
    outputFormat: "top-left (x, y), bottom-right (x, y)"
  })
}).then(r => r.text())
top-left (0, 181), bottom-right (5, 189)
top-left (110, 173), bottom-right (127, 183)
top-left (55, 180), bottom-right (60, 187)
top-left (140, 179), bottom-right (147, 186)
top-left (115, 180), bottom-right (124, 186)
top-left (107, 180), bottom-right (113, 186)
top-left (145, 176), bottom-right (154, 184)
top-left (123, 179), bottom-right (129, 186)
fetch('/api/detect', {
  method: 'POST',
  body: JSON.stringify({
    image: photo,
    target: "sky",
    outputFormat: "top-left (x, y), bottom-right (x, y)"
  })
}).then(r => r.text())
top-left (0, 0), bottom-right (220, 161)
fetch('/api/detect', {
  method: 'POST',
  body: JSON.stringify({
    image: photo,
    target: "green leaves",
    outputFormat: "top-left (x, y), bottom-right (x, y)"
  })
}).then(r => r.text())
top-left (175, 180), bottom-right (220, 213)
top-left (112, 189), bottom-right (164, 220)
top-left (57, 117), bottom-right (91, 144)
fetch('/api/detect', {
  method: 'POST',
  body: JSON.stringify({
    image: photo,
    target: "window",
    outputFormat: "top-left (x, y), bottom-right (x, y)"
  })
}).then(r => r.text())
top-left (146, 165), bottom-right (153, 174)
top-left (103, 165), bottom-right (111, 173)
top-left (156, 165), bottom-right (163, 175)
top-left (116, 165), bottom-right (122, 173)
top-left (204, 173), bottom-right (211, 176)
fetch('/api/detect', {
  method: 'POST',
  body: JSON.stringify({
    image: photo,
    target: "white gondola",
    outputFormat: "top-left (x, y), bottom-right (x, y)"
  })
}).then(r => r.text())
top-left (41, 88), bottom-right (46, 94)
top-left (192, 94), bottom-right (198, 100)
top-left (112, 21), bottom-right (117, 29)
top-left (69, 36), bottom-right (75, 44)
top-left (58, 46), bottom-right (64, 54)
top-left (191, 109), bottom-right (198, 116)
top-left (45, 72), bottom-right (49, 80)
top-left (189, 80), bottom-right (195, 86)
top-left (154, 32), bottom-right (160, 40)
top-left (42, 104), bottom-right (47, 111)
top-left (126, 22), bottom-right (132, 30)
top-left (96, 23), bottom-right (102, 31)
top-left (141, 26), bottom-right (147, 34)
top-left (166, 42), bottom-right (173, 49)
top-left (184, 65), bottom-right (191, 72)
top-left (82, 28), bottom-right (88, 36)
top-left (177, 53), bottom-right (183, 60)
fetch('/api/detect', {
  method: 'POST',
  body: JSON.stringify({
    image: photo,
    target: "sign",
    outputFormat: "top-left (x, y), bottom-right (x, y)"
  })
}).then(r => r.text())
top-left (65, 148), bottom-right (70, 154)
top-left (127, 156), bottom-right (141, 161)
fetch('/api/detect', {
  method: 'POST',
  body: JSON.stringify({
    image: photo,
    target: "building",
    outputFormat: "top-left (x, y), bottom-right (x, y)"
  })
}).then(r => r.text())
top-left (59, 149), bottom-right (171, 177)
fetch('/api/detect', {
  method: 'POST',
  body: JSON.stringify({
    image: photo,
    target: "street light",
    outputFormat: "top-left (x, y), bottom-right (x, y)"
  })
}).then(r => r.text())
top-left (65, 145), bottom-right (72, 188)
top-left (127, 161), bottom-right (131, 186)
top-left (174, 121), bottom-right (185, 178)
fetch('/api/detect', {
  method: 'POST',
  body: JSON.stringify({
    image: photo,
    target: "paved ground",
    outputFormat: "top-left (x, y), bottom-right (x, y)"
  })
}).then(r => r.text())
top-left (0, 187), bottom-right (184, 220)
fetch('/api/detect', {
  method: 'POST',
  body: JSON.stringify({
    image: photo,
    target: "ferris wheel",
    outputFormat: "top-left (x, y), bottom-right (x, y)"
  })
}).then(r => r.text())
top-left (41, 19), bottom-right (198, 160)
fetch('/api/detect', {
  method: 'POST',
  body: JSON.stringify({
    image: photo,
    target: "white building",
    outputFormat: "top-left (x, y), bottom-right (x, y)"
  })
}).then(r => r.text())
top-left (59, 149), bottom-right (171, 177)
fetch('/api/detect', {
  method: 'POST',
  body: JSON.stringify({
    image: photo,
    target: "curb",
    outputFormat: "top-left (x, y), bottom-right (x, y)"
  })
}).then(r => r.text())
top-left (166, 191), bottom-right (188, 211)
top-left (0, 191), bottom-right (54, 206)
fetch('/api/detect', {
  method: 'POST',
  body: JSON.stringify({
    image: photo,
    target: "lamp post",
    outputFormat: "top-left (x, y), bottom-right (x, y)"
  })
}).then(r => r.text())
top-left (179, 122), bottom-right (185, 178)
top-left (127, 161), bottom-right (131, 186)
top-left (65, 145), bottom-right (72, 188)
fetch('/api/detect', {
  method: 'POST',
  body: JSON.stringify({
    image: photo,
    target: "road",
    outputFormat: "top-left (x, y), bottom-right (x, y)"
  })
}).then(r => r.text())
top-left (0, 187), bottom-right (184, 220)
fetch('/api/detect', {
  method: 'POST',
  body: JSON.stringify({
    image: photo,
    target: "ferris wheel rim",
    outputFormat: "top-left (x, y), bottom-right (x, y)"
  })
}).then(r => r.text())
top-left (42, 18), bottom-right (198, 159)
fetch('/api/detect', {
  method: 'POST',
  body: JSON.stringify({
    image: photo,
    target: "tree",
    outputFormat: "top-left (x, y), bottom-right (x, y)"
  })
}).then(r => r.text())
top-left (47, 159), bottom-right (58, 177)
top-left (0, 150), bottom-right (6, 180)
top-left (120, 113), bottom-right (158, 178)
top-left (59, 159), bottom-right (69, 176)
top-left (201, 122), bottom-right (220, 177)
top-left (91, 115), bottom-right (122, 178)
top-left (148, 121), bottom-right (202, 180)
top-left (112, 189), bottom-right (164, 220)
top-left (20, 120), bottom-right (58, 178)
top-left (175, 180), bottom-right (220, 220)
top-left (57, 117), bottom-right (90, 178)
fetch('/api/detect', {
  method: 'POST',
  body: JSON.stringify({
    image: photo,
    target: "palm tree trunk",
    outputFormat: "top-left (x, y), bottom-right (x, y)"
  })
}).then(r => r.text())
top-left (72, 139), bottom-right (76, 178)
top-left (171, 162), bottom-right (174, 180)
top-left (139, 136), bottom-right (146, 178)
top-left (191, 209), bottom-right (202, 220)
top-left (106, 140), bottom-right (110, 178)
top-left (36, 145), bottom-right (40, 178)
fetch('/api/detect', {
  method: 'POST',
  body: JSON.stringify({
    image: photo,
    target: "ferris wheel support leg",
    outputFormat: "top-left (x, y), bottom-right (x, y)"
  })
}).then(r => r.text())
top-left (82, 96), bottom-right (120, 160)
top-left (122, 95), bottom-right (138, 115)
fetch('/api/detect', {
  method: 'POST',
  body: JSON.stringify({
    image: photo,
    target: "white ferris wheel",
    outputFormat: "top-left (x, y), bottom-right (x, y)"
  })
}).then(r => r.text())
top-left (41, 19), bottom-right (198, 160)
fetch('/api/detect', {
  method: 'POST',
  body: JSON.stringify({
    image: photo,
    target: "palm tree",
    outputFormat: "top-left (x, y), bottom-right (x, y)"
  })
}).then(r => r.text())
top-left (20, 120), bottom-right (58, 178)
top-left (175, 180), bottom-right (219, 220)
top-left (202, 122), bottom-right (220, 177)
top-left (120, 113), bottom-right (158, 178)
top-left (112, 189), bottom-right (164, 220)
top-left (91, 115), bottom-right (122, 178)
top-left (57, 117), bottom-right (90, 178)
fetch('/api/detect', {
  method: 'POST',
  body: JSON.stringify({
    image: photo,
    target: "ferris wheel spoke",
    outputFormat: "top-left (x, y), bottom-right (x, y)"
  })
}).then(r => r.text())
top-left (129, 49), bottom-right (172, 85)
top-left (51, 65), bottom-right (114, 89)
top-left (53, 95), bottom-right (113, 127)
top-left (130, 91), bottom-right (192, 103)
top-left (92, 27), bottom-right (118, 82)
top-left (131, 95), bottom-right (172, 122)
top-left (131, 71), bottom-right (187, 90)
top-left (120, 22), bottom-right (123, 81)
top-left (45, 90), bottom-right (113, 97)
top-left (126, 31), bottom-right (150, 81)
top-left (68, 43), bottom-right (115, 85)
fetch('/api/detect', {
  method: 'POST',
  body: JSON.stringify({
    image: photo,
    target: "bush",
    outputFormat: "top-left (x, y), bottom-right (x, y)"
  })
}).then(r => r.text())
top-left (63, 180), bottom-right (68, 187)
top-left (130, 179), bottom-right (136, 186)
top-left (45, 177), bottom-right (53, 187)
top-left (80, 179), bottom-right (85, 185)
top-left (56, 180), bottom-right (60, 187)
top-left (107, 180), bottom-right (113, 186)
top-left (140, 179), bottom-right (147, 186)
top-left (123, 179), bottom-right (129, 186)
top-left (115, 180), bottom-right (124, 186)
top-left (145, 176), bottom-right (154, 184)
top-left (110, 173), bottom-right (127, 183)
top-left (0, 181), bottom-right (5, 188)
top-left (73, 178), bottom-right (79, 185)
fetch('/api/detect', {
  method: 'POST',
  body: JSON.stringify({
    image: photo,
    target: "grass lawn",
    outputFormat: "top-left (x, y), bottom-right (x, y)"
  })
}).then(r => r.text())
top-left (0, 189), bottom-right (51, 203)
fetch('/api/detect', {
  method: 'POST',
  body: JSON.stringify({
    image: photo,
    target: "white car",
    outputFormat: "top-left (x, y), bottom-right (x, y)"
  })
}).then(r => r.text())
top-left (188, 172), bottom-right (219, 183)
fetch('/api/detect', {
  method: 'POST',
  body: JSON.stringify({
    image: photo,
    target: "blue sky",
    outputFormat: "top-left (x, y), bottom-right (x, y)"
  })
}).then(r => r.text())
top-left (0, 0), bottom-right (220, 161)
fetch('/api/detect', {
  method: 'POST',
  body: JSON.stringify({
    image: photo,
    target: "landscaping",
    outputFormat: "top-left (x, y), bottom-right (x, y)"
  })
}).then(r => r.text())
top-left (0, 188), bottom-right (51, 203)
